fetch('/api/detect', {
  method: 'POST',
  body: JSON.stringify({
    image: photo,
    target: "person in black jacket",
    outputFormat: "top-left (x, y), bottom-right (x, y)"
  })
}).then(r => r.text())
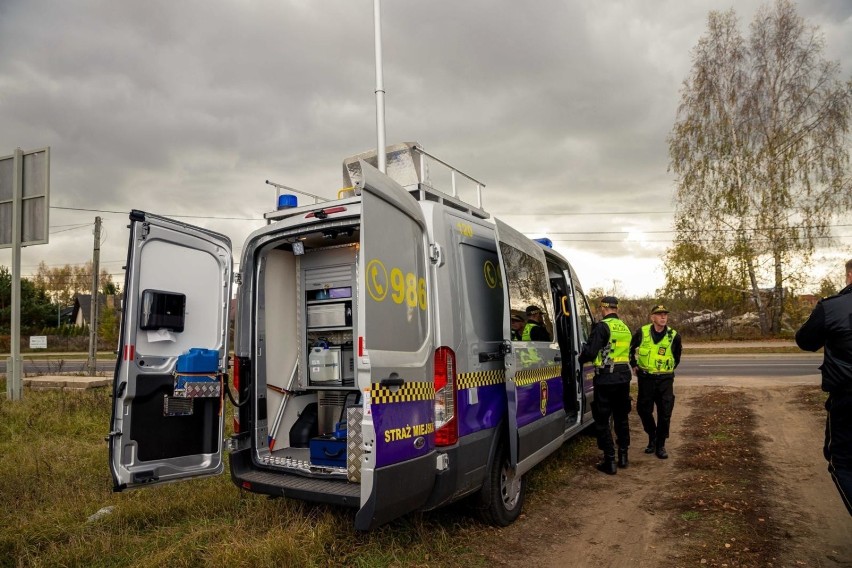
top-left (579, 296), bottom-right (633, 474)
top-left (795, 259), bottom-right (852, 516)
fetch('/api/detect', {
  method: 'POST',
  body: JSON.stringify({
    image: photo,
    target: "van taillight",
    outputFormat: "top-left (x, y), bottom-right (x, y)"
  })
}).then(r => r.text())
top-left (434, 346), bottom-right (458, 446)
top-left (232, 356), bottom-right (242, 434)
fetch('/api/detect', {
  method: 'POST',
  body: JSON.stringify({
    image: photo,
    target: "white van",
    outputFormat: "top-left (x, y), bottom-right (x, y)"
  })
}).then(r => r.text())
top-left (108, 142), bottom-right (597, 530)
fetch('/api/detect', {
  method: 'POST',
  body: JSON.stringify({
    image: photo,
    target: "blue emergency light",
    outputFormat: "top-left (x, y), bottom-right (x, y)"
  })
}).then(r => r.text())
top-left (277, 194), bottom-right (298, 210)
top-left (534, 237), bottom-right (553, 248)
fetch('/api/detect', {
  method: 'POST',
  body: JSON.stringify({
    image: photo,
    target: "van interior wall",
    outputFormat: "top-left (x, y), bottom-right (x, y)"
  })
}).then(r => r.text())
top-left (262, 248), bottom-right (300, 450)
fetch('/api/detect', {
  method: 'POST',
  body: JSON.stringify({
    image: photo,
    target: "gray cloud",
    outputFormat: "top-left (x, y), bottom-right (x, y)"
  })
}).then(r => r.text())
top-left (1, 0), bottom-right (850, 295)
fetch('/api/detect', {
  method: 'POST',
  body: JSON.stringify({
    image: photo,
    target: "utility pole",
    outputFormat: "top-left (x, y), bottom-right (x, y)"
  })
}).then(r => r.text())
top-left (86, 216), bottom-right (101, 376)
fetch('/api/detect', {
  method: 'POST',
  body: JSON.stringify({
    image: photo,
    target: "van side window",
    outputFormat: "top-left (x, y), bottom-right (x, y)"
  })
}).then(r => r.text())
top-left (499, 243), bottom-right (553, 341)
top-left (571, 276), bottom-right (593, 344)
top-left (460, 244), bottom-right (504, 342)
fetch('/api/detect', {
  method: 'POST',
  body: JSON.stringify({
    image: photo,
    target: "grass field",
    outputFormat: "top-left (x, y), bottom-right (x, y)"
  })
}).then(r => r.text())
top-left (0, 379), bottom-right (595, 568)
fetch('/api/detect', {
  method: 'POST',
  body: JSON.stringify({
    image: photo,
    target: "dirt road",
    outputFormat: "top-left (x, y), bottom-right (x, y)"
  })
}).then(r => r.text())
top-left (476, 375), bottom-right (852, 567)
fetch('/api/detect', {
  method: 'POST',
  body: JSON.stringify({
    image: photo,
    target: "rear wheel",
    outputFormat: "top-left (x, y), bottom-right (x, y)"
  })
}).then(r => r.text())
top-left (478, 440), bottom-right (525, 526)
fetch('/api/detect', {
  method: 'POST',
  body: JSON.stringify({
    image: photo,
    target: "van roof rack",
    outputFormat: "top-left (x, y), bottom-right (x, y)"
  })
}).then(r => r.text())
top-left (342, 142), bottom-right (489, 220)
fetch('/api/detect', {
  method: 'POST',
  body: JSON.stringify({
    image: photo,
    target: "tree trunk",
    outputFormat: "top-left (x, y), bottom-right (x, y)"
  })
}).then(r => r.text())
top-left (771, 250), bottom-right (784, 334)
top-left (747, 259), bottom-right (770, 335)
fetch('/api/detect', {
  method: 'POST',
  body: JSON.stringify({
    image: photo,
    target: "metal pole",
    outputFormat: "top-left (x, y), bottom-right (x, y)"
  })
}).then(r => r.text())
top-left (373, 0), bottom-right (387, 173)
top-left (7, 148), bottom-right (23, 400)
top-left (86, 216), bottom-right (101, 376)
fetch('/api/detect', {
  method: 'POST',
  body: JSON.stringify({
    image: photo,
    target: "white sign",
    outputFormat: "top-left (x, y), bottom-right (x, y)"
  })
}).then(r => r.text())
top-left (29, 336), bottom-right (47, 349)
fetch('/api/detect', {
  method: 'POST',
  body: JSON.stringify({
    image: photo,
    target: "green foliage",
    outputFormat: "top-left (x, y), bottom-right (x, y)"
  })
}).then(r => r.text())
top-left (99, 306), bottom-right (120, 347)
top-left (661, 232), bottom-right (746, 312)
top-left (0, 265), bottom-right (57, 334)
top-left (816, 276), bottom-right (841, 299)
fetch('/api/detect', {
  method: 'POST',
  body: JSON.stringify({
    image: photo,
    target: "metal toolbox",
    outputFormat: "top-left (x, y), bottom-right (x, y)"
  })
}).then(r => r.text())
top-left (307, 301), bottom-right (351, 328)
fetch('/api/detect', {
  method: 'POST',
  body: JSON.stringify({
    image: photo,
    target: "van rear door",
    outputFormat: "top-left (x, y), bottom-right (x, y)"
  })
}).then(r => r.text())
top-left (353, 161), bottom-right (436, 530)
top-left (495, 219), bottom-right (566, 476)
top-left (109, 211), bottom-right (232, 490)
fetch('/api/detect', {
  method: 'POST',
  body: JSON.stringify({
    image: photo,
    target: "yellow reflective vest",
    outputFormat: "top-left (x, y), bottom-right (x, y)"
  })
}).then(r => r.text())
top-left (636, 324), bottom-right (677, 374)
top-left (594, 318), bottom-right (631, 369)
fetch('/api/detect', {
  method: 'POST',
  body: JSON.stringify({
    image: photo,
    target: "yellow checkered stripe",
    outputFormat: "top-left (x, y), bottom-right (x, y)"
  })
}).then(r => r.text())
top-left (513, 365), bottom-right (561, 387)
top-left (370, 381), bottom-right (435, 405)
top-left (457, 369), bottom-right (506, 390)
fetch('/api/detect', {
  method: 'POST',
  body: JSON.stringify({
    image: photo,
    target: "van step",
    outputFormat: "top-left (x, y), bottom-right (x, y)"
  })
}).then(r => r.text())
top-left (238, 469), bottom-right (360, 501)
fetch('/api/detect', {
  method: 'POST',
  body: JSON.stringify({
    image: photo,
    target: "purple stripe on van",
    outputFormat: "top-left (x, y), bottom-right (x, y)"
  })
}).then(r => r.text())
top-left (371, 399), bottom-right (434, 468)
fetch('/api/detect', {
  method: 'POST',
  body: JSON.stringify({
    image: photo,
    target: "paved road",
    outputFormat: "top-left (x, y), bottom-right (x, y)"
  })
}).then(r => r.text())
top-left (0, 357), bottom-right (116, 374)
top-left (678, 353), bottom-right (822, 383)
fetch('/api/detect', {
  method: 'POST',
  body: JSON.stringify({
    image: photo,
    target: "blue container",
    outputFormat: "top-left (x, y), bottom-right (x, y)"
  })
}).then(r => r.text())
top-left (176, 348), bottom-right (219, 374)
top-left (310, 435), bottom-right (347, 467)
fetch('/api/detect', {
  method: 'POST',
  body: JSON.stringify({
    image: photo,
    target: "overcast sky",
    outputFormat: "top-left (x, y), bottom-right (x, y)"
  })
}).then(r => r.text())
top-left (1, 0), bottom-right (851, 299)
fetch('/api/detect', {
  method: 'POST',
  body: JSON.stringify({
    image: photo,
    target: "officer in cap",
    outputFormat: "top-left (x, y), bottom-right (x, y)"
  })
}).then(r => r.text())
top-left (629, 304), bottom-right (682, 459)
top-left (510, 314), bottom-right (526, 341)
top-left (523, 305), bottom-right (551, 341)
top-left (579, 296), bottom-right (633, 474)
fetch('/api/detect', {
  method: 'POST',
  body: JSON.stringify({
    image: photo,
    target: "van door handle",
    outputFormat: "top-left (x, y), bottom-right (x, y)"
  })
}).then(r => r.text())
top-left (380, 373), bottom-right (404, 387)
top-left (479, 351), bottom-right (505, 362)
top-left (554, 355), bottom-right (562, 362)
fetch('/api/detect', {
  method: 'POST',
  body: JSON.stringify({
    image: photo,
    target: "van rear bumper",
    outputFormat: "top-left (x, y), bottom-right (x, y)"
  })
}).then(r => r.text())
top-left (229, 448), bottom-right (360, 507)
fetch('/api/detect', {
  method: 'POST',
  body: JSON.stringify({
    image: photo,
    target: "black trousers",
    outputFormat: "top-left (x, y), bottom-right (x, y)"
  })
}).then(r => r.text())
top-left (825, 392), bottom-right (852, 516)
top-left (637, 374), bottom-right (675, 446)
top-left (592, 381), bottom-right (631, 457)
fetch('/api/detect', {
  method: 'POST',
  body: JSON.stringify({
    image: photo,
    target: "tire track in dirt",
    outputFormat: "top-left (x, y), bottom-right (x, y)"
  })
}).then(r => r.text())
top-left (478, 389), bottom-right (695, 568)
top-left (749, 386), bottom-right (852, 566)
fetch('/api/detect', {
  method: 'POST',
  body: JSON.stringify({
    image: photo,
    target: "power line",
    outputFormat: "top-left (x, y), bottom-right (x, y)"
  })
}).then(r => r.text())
top-left (49, 224), bottom-right (92, 235)
top-left (493, 210), bottom-right (672, 216)
top-left (51, 205), bottom-right (263, 221)
top-left (548, 234), bottom-right (852, 244)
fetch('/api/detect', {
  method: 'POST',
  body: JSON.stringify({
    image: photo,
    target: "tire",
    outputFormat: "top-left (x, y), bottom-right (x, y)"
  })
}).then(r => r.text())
top-left (477, 440), bottom-right (526, 526)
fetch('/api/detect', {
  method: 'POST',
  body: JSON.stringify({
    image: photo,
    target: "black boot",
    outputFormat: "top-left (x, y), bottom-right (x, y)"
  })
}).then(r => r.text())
top-left (656, 446), bottom-right (668, 459)
top-left (644, 435), bottom-right (655, 454)
top-left (596, 455), bottom-right (617, 475)
top-left (617, 448), bottom-right (629, 469)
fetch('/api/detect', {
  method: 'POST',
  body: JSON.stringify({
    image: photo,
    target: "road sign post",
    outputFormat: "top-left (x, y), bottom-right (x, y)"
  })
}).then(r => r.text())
top-left (1, 147), bottom-right (50, 401)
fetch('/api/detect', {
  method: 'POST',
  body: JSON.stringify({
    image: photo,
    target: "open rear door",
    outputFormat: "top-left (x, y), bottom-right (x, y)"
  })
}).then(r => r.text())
top-left (495, 219), bottom-right (566, 477)
top-left (353, 161), bottom-right (436, 530)
top-left (109, 211), bottom-right (232, 490)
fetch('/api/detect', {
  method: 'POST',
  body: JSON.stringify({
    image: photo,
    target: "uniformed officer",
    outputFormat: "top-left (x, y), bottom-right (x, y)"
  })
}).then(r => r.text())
top-left (579, 296), bottom-right (632, 474)
top-left (523, 305), bottom-right (551, 341)
top-left (630, 304), bottom-right (682, 460)
top-left (510, 314), bottom-right (526, 341)
top-left (796, 259), bottom-right (852, 516)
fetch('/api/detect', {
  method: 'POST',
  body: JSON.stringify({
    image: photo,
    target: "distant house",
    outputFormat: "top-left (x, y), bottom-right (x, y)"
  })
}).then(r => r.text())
top-left (71, 294), bottom-right (121, 327)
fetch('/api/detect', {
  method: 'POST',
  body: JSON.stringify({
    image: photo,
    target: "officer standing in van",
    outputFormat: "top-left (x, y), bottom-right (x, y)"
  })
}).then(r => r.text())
top-left (579, 296), bottom-right (633, 474)
top-left (629, 304), bottom-right (682, 460)
top-left (523, 305), bottom-right (551, 341)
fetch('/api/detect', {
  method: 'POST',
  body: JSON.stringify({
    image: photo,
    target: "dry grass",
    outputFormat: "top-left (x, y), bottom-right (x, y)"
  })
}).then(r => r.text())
top-left (663, 390), bottom-right (783, 567)
top-left (0, 379), bottom-right (600, 568)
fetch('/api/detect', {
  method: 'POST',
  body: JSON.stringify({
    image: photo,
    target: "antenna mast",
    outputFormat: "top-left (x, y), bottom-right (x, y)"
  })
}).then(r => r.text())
top-left (373, 0), bottom-right (387, 173)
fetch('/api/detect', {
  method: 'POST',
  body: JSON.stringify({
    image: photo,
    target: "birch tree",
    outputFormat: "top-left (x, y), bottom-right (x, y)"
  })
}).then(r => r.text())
top-left (668, 0), bottom-right (852, 334)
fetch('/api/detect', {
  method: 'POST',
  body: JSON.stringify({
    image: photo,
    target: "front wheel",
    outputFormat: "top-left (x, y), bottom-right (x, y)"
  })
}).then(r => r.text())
top-left (477, 441), bottom-right (525, 526)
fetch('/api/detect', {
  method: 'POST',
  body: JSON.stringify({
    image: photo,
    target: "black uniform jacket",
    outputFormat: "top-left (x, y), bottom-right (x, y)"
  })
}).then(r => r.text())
top-left (796, 283), bottom-right (852, 393)
top-left (579, 314), bottom-right (632, 385)
top-left (628, 325), bottom-right (683, 380)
